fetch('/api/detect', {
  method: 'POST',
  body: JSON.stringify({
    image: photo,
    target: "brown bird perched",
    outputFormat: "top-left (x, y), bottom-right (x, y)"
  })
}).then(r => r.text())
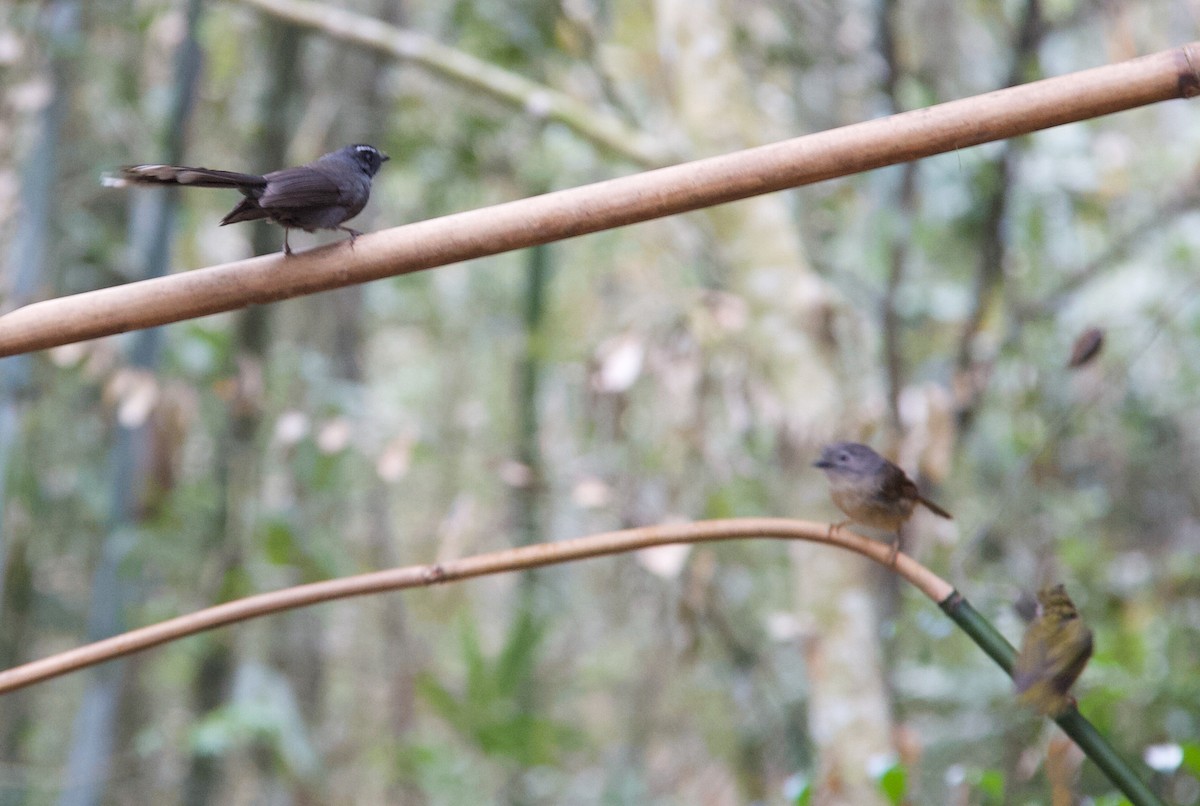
top-left (813, 442), bottom-right (952, 562)
top-left (1013, 584), bottom-right (1094, 717)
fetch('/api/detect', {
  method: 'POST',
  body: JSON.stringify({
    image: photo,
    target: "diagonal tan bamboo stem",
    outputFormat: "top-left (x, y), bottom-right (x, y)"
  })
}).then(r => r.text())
top-left (0, 518), bottom-right (951, 694)
top-left (0, 43), bottom-right (1196, 357)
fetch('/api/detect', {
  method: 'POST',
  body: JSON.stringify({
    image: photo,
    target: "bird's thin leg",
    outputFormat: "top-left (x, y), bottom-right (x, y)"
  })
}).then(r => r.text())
top-left (282, 229), bottom-right (293, 256)
top-left (889, 525), bottom-right (906, 567)
top-left (338, 226), bottom-right (363, 247)
top-left (827, 519), bottom-right (850, 540)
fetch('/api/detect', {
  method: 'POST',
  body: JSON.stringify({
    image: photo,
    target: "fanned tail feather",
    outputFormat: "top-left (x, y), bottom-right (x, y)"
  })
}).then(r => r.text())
top-left (918, 496), bottom-right (953, 520)
top-left (111, 165), bottom-right (266, 189)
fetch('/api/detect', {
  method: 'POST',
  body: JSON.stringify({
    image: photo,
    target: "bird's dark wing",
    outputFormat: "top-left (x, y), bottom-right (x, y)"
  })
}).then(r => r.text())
top-left (1012, 632), bottom-right (1050, 694)
top-left (220, 198), bottom-right (270, 226)
top-left (258, 166), bottom-right (345, 210)
top-left (881, 460), bottom-right (953, 519)
top-left (1047, 620), bottom-right (1094, 691)
top-left (879, 462), bottom-right (920, 501)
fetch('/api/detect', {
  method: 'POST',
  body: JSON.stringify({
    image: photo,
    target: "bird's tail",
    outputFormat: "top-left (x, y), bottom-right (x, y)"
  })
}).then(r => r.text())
top-left (103, 164), bottom-right (267, 190)
top-left (918, 496), bottom-right (953, 520)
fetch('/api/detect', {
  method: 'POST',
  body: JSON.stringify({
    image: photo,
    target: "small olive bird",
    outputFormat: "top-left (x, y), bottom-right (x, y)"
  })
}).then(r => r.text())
top-left (1013, 584), bottom-right (1094, 717)
top-left (813, 441), bottom-right (952, 562)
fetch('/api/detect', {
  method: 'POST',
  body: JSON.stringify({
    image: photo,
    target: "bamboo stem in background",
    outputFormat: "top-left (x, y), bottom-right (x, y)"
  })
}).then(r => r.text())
top-left (236, 0), bottom-right (672, 166)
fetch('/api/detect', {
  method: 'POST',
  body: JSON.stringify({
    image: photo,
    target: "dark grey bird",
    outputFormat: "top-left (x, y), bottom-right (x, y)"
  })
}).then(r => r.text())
top-left (813, 441), bottom-right (952, 562)
top-left (106, 144), bottom-right (389, 255)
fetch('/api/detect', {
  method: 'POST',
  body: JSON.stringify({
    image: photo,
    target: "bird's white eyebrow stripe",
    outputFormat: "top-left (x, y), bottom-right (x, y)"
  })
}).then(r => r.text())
top-left (355, 145), bottom-right (373, 152)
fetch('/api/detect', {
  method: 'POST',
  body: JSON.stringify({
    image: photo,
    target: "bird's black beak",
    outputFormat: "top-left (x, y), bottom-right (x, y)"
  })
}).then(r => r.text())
top-left (813, 459), bottom-right (831, 469)
top-left (381, 153), bottom-right (391, 162)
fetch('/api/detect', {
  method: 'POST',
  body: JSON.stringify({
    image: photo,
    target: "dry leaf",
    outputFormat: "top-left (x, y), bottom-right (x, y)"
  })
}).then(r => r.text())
top-left (1067, 327), bottom-right (1104, 369)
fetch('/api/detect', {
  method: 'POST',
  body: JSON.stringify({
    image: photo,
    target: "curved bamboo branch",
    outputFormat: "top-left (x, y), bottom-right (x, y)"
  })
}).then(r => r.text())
top-left (233, 0), bottom-right (672, 167)
top-left (0, 518), bottom-right (947, 694)
top-left (1, 43), bottom-right (1196, 357)
top-left (0, 518), bottom-right (1161, 802)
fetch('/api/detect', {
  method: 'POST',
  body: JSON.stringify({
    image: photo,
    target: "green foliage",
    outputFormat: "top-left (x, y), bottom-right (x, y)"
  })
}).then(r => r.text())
top-left (256, 515), bottom-right (333, 579)
top-left (392, 740), bottom-right (491, 803)
top-left (415, 610), bottom-right (580, 767)
top-left (876, 761), bottom-right (908, 805)
top-left (188, 663), bottom-right (319, 778)
top-left (1183, 742), bottom-right (1200, 777)
top-left (450, 0), bottom-right (560, 68)
top-left (703, 476), bottom-right (773, 519)
top-left (1090, 795), bottom-right (1134, 806)
top-left (973, 767), bottom-right (1006, 805)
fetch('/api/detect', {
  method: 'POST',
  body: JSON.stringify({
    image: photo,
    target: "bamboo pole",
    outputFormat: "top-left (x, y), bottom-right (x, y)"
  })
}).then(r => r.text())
top-left (1, 43), bottom-right (1196, 357)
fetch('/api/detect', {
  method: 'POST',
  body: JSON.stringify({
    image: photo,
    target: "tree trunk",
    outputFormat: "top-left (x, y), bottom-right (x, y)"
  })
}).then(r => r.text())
top-left (650, 0), bottom-right (894, 802)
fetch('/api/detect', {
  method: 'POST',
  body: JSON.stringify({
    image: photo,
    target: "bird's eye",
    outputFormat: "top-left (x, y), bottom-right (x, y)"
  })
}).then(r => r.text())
top-left (838, 452), bottom-right (849, 461)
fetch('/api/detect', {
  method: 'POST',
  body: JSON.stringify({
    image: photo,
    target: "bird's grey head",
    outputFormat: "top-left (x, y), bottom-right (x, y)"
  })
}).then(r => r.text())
top-left (346, 144), bottom-right (389, 176)
top-left (813, 442), bottom-right (884, 477)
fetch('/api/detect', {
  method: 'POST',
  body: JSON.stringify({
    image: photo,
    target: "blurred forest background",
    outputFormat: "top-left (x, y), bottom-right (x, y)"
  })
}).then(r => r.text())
top-left (3, 0), bottom-right (1200, 803)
